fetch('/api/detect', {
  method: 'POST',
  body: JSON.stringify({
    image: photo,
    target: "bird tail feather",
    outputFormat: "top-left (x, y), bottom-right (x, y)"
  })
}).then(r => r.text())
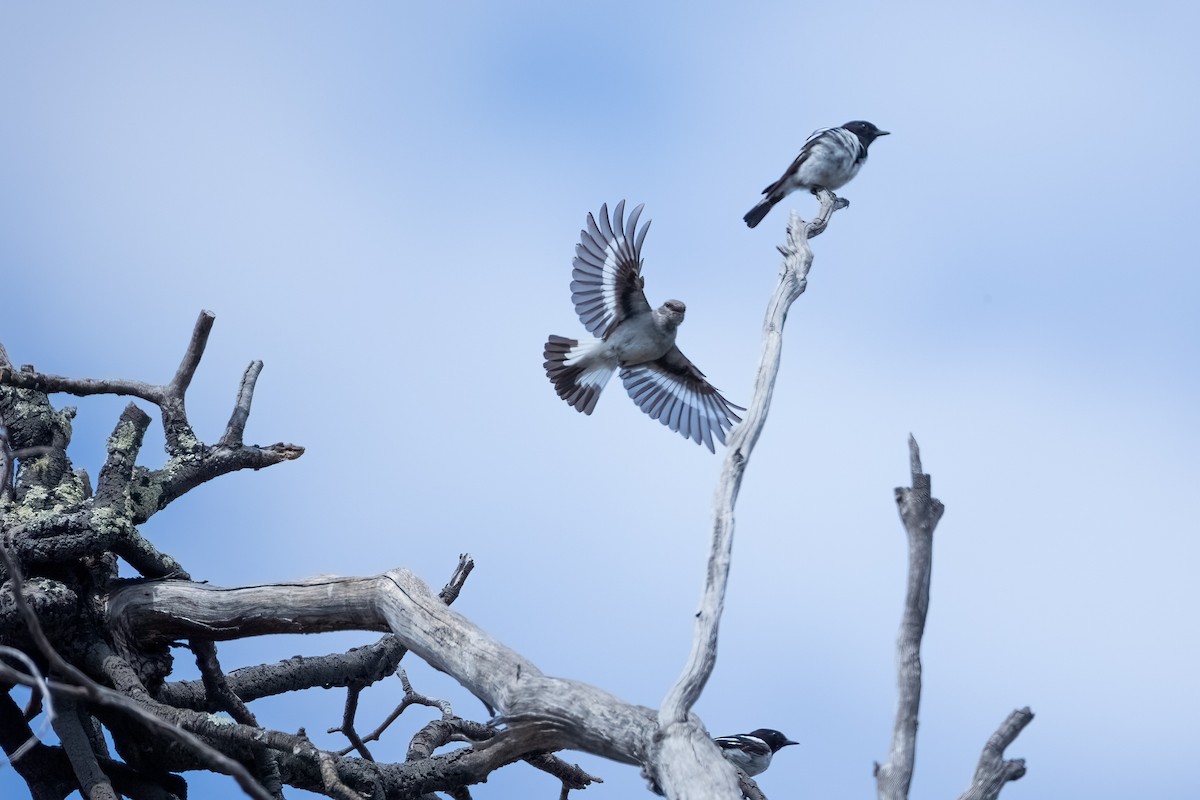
top-left (543, 335), bottom-right (615, 414)
top-left (743, 195), bottom-right (780, 228)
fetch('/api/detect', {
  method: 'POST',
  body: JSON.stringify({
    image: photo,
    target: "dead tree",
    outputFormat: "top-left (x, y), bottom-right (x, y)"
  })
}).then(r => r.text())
top-left (1, 193), bottom-right (1031, 799)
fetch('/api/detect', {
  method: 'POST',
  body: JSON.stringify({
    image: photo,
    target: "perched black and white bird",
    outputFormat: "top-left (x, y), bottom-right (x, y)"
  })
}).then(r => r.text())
top-left (713, 728), bottom-right (799, 777)
top-left (743, 120), bottom-right (890, 228)
top-left (543, 201), bottom-right (742, 452)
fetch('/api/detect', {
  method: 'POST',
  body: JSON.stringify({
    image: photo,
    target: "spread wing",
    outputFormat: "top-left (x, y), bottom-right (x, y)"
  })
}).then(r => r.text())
top-left (620, 346), bottom-right (743, 452)
top-left (570, 200), bottom-right (653, 338)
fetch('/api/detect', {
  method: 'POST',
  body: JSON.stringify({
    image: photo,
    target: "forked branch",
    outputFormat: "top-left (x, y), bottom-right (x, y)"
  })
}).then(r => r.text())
top-left (875, 438), bottom-right (1031, 800)
top-left (957, 708), bottom-right (1034, 800)
top-left (875, 435), bottom-right (944, 800)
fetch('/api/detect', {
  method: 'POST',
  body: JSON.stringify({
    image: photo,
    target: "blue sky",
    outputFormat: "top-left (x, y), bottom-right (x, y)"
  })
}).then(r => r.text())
top-left (1, 2), bottom-right (1197, 798)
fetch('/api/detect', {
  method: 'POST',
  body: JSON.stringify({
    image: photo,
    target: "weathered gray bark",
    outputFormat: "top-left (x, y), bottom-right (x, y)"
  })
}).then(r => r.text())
top-left (876, 436), bottom-right (944, 800)
top-left (957, 708), bottom-right (1034, 800)
top-left (874, 438), bottom-right (1033, 800)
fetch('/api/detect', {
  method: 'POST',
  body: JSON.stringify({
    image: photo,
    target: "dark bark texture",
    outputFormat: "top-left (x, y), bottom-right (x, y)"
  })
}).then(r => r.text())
top-left (0, 314), bottom-right (601, 800)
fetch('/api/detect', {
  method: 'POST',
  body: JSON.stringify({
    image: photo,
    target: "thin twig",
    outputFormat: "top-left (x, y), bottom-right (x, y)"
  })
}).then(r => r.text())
top-left (192, 637), bottom-right (285, 796)
top-left (156, 310), bottom-right (216, 455)
top-left (334, 683), bottom-right (375, 760)
top-left (524, 752), bottom-right (603, 791)
top-left (0, 645), bottom-right (56, 765)
top-left (406, 715), bottom-right (602, 792)
top-left (337, 668), bottom-right (453, 756)
top-left (191, 640), bottom-right (258, 725)
top-left (439, 554), bottom-right (475, 606)
top-left (219, 360), bottom-right (263, 448)
top-left (168, 310), bottom-right (216, 397)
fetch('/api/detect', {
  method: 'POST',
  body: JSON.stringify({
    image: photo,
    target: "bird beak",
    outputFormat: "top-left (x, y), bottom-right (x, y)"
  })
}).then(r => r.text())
top-left (783, 739), bottom-right (799, 747)
top-left (877, 130), bottom-right (891, 136)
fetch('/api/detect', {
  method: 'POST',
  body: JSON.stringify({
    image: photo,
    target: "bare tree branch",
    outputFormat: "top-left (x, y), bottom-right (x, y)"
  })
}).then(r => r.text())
top-left (95, 403), bottom-right (153, 505)
top-left (875, 435), bottom-right (945, 800)
top-left (655, 194), bottom-right (846, 799)
top-left (523, 751), bottom-right (603, 793)
top-left (438, 553), bottom-right (475, 605)
top-left (51, 694), bottom-right (119, 800)
top-left (875, 439), bottom-right (1032, 800)
top-left (167, 309), bottom-right (215, 399)
top-left (292, 729), bottom-right (360, 800)
top-left (0, 540), bottom-right (276, 800)
top-left (0, 311), bottom-right (304, 530)
top-left (191, 640), bottom-right (286, 798)
top-left (0, 369), bottom-right (163, 405)
top-left (661, 191), bottom-right (846, 726)
top-left (3, 273), bottom-right (1033, 800)
top-left (736, 770), bottom-right (768, 800)
top-left (337, 667), bottom-right (452, 757)
top-left (218, 360), bottom-right (263, 448)
top-left (333, 682), bottom-right (375, 760)
top-left (129, 440), bottom-right (304, 525)
top-left (0, 689), bottom-right (74, 800)
top-left (1, 415), bottom-right (16, 504)
top-left (0, 644), bottom-right (56, 766)
top-left (0, 689), bottom-right (187, 800)
top-left (158, 555), bottom-right (475, 711)
top-left (957, 708), bottom-right (1034, 800)
top-left (191, 641), bottom-right (258, 724)
top-left (107, 568), bottom-right (747, 797)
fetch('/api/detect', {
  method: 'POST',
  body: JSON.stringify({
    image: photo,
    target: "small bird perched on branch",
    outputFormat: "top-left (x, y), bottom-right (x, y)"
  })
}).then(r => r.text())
top-left (743, 120), bottom-right (889, 228)
top-left (714, 728), bottom-right (799, 776)
top-left (543, 201), bottom-right (742, 452)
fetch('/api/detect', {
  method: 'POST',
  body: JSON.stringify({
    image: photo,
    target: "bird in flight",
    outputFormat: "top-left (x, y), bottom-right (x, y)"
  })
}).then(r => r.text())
top-left (543, 201), bottom-right (742, 452)
top-left (744, 120), bottom-right (889, 228)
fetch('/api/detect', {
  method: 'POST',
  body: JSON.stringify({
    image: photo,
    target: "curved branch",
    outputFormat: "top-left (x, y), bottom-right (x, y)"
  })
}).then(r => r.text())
top-left (0, 369), bottom-right (162, 405)
top-left (129, 441), bottom-right (304, 525)
top-left (160, 556), bottom-right (475, 711)
top-left (107, 567), bottom-right (750, 798)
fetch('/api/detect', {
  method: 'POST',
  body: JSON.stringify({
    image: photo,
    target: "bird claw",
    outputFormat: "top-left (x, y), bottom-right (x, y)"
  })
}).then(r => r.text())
top-left (811, 187), bottom-right (850, 211)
